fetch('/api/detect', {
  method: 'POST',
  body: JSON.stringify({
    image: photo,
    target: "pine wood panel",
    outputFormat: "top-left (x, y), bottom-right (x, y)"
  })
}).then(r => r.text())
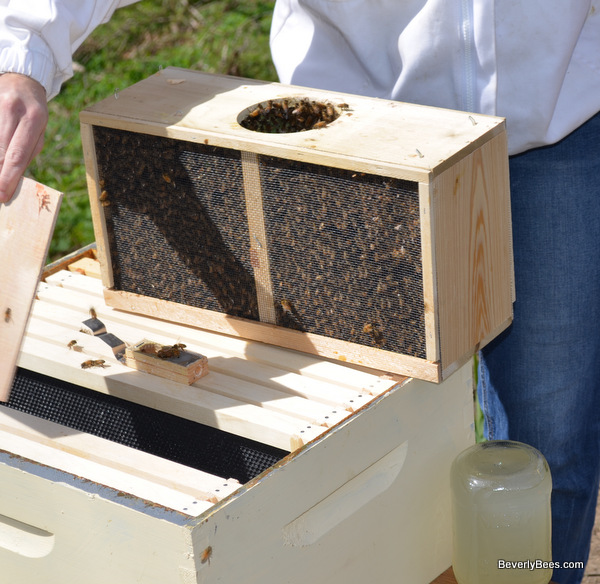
top-left (0, 178), bottom-right (62, 402)
top-left (433, 132), bottom-right (513, 377)
top-left (80, 123), bottom-right (114, 287)
top-left (241, 151), bottom-right (277, 324)
top-left (104, 287), bottom-right (442, 381)
top-left (80, 67), bottom-right (505, 183)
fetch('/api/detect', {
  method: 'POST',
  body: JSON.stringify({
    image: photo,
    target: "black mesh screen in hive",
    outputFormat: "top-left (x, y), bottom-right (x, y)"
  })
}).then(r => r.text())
top-left (94, 126), bottom-right (259, 320)
top-left (258, 156), bottom-right (426, 358)
top-left (6, 368), bottom-right (288, 484)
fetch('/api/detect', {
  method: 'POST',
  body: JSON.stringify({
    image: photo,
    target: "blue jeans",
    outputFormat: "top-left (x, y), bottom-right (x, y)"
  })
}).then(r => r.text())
top-left (478, 111), bottom-right (600, 584)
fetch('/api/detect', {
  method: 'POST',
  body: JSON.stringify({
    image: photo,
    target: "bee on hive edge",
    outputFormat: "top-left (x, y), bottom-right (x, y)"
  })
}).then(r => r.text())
top-left (4, 308), bottom-right (11, 323)
top-left (81, 359), bottom-right (107, 369)
top-left (200, 545), bottom-right (212, 565)
top-left (139, 342), bottom-right (158, 355)
top-left (249, 104), bottom-right (263, 118)
top-left (89, 307), bottom-right (97, 319)
top-left (99, 190), bottom-right (111, 207)
top-left (157, 343), bottom-right (186, 359)
top-left (67, 340), bottom-right (78, 350)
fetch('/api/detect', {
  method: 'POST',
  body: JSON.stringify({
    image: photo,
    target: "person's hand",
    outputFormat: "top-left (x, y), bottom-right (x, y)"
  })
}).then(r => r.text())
top-left (0, 73), bottom-right (48, 203)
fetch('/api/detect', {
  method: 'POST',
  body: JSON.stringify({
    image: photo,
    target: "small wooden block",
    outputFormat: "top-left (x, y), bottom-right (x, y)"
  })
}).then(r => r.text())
top-left (67, 256), bottom-right (101, 279)
top-left (125, 340), bottom-right (208, 385)
top-left (80, 317), bottom-right (107, 336)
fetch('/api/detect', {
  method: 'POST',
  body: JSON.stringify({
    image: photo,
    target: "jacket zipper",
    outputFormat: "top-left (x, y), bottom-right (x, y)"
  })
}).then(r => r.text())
top-left (461, 0), bottom-right (475, 113)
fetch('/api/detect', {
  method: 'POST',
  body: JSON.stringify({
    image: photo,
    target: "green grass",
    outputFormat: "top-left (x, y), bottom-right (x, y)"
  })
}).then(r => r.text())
top-left (27, 0), bottom-right (276, 260)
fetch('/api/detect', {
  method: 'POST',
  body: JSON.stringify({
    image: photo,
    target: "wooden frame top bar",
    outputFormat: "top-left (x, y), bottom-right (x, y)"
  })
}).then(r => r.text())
top-left (80, 67), bottom-right (505, 183)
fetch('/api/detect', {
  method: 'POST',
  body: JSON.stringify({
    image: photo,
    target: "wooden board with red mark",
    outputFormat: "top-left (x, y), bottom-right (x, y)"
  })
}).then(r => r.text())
top-left (0, 178), bottom-right (62, 401)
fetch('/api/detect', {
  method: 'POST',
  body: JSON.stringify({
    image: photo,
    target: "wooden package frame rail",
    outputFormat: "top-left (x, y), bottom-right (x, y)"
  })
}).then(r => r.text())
top-left (80, 67), bottom-right (514, 382)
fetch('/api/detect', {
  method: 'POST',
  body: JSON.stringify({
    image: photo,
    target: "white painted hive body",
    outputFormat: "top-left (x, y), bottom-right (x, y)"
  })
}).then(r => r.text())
top-left (0, 267), bottom-right (474, 583)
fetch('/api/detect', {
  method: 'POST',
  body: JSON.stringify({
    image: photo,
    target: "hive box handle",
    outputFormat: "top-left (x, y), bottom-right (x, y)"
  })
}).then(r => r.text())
top-left (282, 440), bottom-right (408, 547)
top-left (0, 513), bottom-right (55, 558)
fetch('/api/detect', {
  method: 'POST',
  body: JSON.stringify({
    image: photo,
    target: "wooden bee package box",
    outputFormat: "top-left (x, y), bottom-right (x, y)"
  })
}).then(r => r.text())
top-left (80, 67), bottom-right (513, 382)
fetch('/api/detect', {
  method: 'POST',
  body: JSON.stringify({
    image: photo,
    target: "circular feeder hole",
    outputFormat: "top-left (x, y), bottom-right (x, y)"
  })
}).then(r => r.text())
top-left (238, 97), bottom-right (341, 133)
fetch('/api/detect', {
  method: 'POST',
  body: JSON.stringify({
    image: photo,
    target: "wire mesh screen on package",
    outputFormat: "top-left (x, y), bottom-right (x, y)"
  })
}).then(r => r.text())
top-left (94, 127), bottom-right (426, 358)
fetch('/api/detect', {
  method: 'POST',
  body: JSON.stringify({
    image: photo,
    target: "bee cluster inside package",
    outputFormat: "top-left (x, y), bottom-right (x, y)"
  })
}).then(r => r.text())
top-left (81, 67), bottom-right (513, 382)
top-left (0, 68), bottom-right (513, 584)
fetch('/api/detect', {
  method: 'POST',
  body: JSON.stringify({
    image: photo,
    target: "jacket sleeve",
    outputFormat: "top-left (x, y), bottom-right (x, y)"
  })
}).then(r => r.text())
top-left (0, 0), bottom-right (139, 100)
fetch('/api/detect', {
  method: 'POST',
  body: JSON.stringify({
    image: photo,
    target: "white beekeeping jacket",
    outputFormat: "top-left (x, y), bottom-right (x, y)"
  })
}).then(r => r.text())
top-left (270, 0), bottom-right (600, 154)
top-left (0, 0), bottom-right (137, 100)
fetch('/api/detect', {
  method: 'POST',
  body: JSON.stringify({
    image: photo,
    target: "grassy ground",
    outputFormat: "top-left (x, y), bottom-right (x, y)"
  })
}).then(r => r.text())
top-left (28, 0), bottom-right (276, 260)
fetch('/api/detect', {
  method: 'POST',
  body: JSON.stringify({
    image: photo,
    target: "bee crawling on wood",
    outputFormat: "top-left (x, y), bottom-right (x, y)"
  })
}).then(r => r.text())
top-left (200, 545), bottom-right (213, 565)
top-left (99, 190), bottom-right (110, 207)
top-left (67, 340), bottom-right (78, 350)
top-left (248, 104), bottom-right (263, 118)
top-left (81, 359), bottom-right (108, 369)
top-left (89, 307), bottom-right (97, 319)
top-left (139, 342), bottom-right (158, 355)
top-left (4, 308), bottom-right (11, 323)
top-left (157, 343), bottom-right (186, 359)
